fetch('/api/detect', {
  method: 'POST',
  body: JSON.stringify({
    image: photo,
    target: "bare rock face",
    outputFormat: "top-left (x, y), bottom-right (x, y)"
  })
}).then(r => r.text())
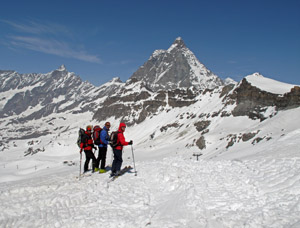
top-left (93, 83), bottom-right (199, 126)
top-left (194, 120), bottom-right (211, 132)
top-left (242, 132), bottom-right (258, 142)
top-left (196, 136), bottom-right (206, 150)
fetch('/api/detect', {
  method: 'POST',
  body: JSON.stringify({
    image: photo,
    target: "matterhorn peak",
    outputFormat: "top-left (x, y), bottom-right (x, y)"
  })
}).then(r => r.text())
top-left (129, 37), bottom-right (223, 91)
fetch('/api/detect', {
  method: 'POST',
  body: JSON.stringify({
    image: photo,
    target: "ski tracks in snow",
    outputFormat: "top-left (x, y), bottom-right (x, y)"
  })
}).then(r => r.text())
top-left (0, 157), bottom-right (300, 227)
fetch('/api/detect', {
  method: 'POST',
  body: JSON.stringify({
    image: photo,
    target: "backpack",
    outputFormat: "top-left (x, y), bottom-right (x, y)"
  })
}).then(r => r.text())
top-left (77, 128), bottom-right (86, 148)
top-left (109, 131), bottom-right (120, 148)
top-left (93, 125), bottom-right (102, 145)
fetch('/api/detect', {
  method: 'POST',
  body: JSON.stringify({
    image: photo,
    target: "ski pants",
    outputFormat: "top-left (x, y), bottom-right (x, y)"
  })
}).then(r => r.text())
top-left (111, 148), bottom-right (123, 173)
top-left (84, 150), bottom-right (96, 172)
top-left (96, 146), bottom-right (107, 169)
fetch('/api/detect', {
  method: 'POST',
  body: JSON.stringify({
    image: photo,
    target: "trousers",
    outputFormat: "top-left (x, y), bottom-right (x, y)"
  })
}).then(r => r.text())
top-left (111, 148), bottom-right (123, 173)
top-left (96, 147), bottom-right (107, 169)
top-left (84, 150), bottom-right (96, 172)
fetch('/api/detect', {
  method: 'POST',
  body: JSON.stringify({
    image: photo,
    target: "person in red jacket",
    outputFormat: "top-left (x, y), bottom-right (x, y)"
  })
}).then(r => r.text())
top-left (80, 125), bottom-right (97, 173)
top-left (111, 122), bottom-right (133, 176)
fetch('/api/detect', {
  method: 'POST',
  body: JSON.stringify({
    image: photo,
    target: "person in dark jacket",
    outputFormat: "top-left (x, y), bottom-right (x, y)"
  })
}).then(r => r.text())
top-left (95, 122), bottom-right (110, 173)
top-left (111, 122), bottom-right (133, 176)
top-left (80, 125), bottom-right (97, 173)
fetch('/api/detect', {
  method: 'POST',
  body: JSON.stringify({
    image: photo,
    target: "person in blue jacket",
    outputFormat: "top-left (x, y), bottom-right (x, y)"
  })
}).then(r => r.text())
top-left (95, 122), bottom-right (110, 173)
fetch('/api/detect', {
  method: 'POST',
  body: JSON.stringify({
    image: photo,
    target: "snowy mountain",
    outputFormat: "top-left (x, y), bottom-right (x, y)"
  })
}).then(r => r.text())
top-left (0, 65), bottom-right (93, 119)
top-left (0, 65), bottom-right (123, 145)
top-left (1, 39), bottom-right (300, 227)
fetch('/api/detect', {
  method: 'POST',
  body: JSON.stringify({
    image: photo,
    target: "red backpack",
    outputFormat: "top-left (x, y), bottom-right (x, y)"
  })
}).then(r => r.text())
top-left (93, 125), bottom-right (102, 145)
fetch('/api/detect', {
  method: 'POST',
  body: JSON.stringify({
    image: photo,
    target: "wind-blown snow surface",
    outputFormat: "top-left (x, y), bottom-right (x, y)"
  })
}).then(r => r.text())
top-left (0, 153), bottom-right (300, 227)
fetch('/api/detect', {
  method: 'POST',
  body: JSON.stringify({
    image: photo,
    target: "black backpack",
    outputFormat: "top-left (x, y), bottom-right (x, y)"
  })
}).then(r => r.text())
top-left (77, 128), bottom-right (86, 148)
top-left (109, 131), bottom-right (120, 148)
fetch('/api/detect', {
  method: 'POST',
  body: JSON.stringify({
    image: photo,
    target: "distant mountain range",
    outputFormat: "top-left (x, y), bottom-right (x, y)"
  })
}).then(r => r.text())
top-left (0, 37), bottom-right (299, 158)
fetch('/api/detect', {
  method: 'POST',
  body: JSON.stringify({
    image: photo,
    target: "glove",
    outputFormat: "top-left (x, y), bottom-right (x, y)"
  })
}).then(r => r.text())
top-left (128, 140), bottom-right (133, 145)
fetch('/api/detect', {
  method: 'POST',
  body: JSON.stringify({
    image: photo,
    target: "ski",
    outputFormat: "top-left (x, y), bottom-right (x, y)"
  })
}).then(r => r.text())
top-left (108, 166), bottom-right (133, 182)
top-left (81, 172), bottom-right (93, 177)
top-left (76, 170), bottom-right (93, 179)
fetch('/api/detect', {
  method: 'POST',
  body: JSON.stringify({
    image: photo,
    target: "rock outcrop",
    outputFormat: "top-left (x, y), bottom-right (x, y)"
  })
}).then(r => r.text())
top-left (228, 79), bottom-right (300, 121)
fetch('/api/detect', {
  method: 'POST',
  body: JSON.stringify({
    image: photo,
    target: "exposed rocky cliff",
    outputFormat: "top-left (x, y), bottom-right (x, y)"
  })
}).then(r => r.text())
top-left (93, 78), bottom-right (200, 126)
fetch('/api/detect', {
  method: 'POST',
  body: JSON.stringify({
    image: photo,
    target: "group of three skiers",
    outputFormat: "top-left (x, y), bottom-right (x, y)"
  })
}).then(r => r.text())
top-left (79, 122), bottom-right (133, 177)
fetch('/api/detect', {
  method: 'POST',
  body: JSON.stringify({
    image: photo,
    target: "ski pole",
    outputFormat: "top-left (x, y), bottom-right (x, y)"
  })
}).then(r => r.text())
top-left (110, 147), bottom-right (114, 166)
top-left (131, 145), bottom-right (137, 176)
top-left (92, 147), bottom-right (96, 170)
top-left (79, 152), bottom-right (82, 179)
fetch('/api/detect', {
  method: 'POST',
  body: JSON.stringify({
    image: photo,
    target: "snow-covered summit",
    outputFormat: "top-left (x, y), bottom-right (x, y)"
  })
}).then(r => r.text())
top-left (245, 72), bottom-right (298, 95)
top-left (224, 77), bottom-right (237, 85)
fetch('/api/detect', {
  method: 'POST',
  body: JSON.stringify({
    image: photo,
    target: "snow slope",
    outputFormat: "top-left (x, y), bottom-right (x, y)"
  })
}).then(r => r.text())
top-left (0, 154), bottom-right (299, 227)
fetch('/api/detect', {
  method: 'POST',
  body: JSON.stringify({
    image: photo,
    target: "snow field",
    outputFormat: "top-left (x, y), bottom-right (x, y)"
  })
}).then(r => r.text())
top-left (1, 156), bottom-right (299, 228)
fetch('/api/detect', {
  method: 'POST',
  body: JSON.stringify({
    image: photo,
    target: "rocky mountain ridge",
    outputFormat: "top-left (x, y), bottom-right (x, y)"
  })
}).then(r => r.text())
top-left (0, 65), bottom-right (125, 122)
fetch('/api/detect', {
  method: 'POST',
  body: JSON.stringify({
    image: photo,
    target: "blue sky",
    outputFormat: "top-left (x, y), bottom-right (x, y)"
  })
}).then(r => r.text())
top-left (0, 0), bottom-right (299, 86)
